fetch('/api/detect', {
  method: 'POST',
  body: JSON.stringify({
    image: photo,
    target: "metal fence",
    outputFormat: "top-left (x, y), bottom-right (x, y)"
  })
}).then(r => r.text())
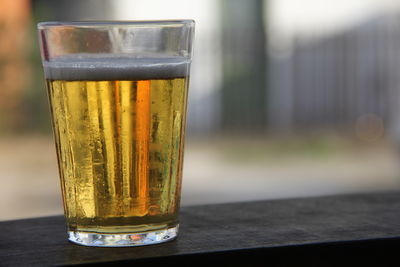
top-left (268, 14), bottom-right (400, 140)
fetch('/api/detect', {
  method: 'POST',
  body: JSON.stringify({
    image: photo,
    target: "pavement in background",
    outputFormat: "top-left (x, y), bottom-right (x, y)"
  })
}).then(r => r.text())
top-left (1, 135), bottom-right (400, 220)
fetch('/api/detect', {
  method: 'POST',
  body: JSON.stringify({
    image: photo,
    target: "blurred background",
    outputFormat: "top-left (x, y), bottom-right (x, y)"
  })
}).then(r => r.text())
top-left (2, 0), bottom-right (400, 220)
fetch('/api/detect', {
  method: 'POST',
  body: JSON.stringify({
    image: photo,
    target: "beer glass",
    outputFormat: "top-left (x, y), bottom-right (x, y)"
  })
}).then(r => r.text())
top-left (37, 21), bottom-right (194, 247)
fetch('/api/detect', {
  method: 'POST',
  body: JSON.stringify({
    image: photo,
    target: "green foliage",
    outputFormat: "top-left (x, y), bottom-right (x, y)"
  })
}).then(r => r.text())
top-left (18, 17), bottom-right (52, 134)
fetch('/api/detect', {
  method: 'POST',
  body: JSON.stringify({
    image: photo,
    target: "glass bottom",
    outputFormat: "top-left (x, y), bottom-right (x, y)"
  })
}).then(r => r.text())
top-left (68, 224), bottom-right (178, 247)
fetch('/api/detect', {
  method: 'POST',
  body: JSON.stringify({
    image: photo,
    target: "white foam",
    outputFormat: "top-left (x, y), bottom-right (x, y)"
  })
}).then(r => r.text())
top-left (43, 54), bottom-right (190, 81)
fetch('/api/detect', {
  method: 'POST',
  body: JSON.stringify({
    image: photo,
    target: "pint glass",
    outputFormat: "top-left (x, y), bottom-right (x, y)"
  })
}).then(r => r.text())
top-left (37, 21), bottom-right (194, 247)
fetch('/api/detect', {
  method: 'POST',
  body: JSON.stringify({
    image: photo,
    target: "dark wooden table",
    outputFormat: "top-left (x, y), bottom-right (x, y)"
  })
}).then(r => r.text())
top-left (2, 192), bottom-right (400, 266)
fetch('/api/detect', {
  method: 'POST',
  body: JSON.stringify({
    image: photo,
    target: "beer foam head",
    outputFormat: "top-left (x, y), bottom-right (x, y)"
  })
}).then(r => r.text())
top-left (43, 54), bottom-right (190, 80)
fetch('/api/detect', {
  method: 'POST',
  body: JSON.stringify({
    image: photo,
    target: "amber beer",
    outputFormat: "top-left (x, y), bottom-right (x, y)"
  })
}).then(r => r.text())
top-left (45, 56), bottom-right (189, 244)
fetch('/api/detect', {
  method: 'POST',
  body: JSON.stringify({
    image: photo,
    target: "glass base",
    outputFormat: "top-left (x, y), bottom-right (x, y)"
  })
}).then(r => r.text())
top-left (68, 225), bottom-right (178, 247)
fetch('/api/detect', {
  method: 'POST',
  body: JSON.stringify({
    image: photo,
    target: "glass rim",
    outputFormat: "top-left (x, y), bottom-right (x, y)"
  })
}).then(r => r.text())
top-left (38, 20), bottom-right (195, 29)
